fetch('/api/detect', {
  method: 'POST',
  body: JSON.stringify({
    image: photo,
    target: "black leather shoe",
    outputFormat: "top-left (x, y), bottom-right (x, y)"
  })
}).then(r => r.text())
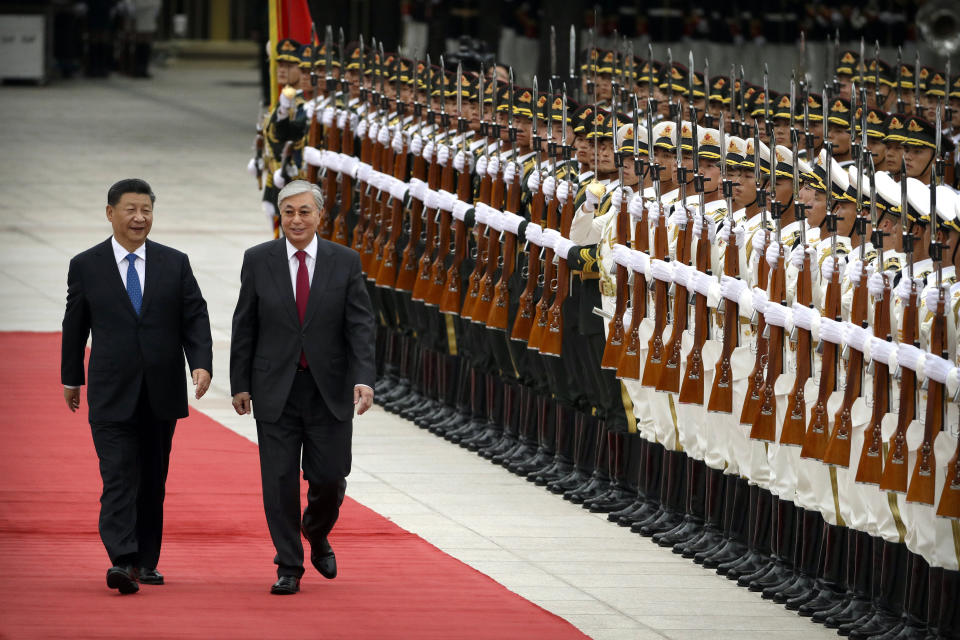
top-left (311, 538), bottom-right (337, 579)
top-left (270, 576), bottom-right (300, 595)
top-left (137, 568), bottom-right (164, 585)
top-left (106, 565), bottom-right (139, 594)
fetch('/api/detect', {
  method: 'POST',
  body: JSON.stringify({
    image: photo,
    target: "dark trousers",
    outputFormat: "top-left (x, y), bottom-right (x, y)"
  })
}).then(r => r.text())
top-left (256, 370), bottom-right (352, 578)
top-left (89, 384), bottom-right (176, 568)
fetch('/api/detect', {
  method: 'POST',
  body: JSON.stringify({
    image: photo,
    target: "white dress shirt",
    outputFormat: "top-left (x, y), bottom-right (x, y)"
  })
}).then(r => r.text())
top-left (113, 236), bottom-right (146, 294)
top-left (285, 236), bottom-right (371, 392)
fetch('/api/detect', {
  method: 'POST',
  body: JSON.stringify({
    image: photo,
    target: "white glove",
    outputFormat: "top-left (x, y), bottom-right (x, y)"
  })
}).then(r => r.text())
top-left (368, 121), bottom-right (380, 142)
top-left (454, 150), bottom-right (473, 174)
top-left (725, 223), bottom-right (745, 248)
top-left (668, 204), bottom-right (687, 229)
top-left (897, 343), bottom-right (925, 374)
top-left (583, 186), bottom-right (601, 213)
top-left (377, 124), bottom-right (391, 146)
top-left (870, 337), bottom-right (896, 369)
top-left (303, 146), bottom-right (323, 168)
top-left (262, 200), bottom-right (276, 223)
top-left (867, 271), bottom-right (890, 298)
top-left (789, 244), bottom-right (813, 270)
top-left (673, 262), bottom-right (693, 288)
top-left (553, 238), bottom-right (575, 259)
top-left (763, 302), bottom-right (793, 330)
top-left (487, 155), bottom-right (500, 177)
top-left (556, 180), bottom-right (570, 204)
top-left (847, 258), bottom-right (874, 285)
top-left (924, 284), bottom-right (950, 312)
top-left (846, 324), bottom-right (872, 352)
top-left (246, 157), bottom-right (261, 176)
top-left (436, 189), bottom-right (456, 212)
top-left (476, 155), bottom-right (488, 177)
top-left (752, 287), bottom-right (769, 315)
top-left (650, 259), bottom-right (673, 282)
top-left (437, 144), bottom-right (450, 167)
top-left (721, 275), bottom-right (748, 304)
top-left (321, 106), bottom-right (335, 128)
top-left (473, 202), bottom-right (490, 225)
top-left (610, 186), bottom-right (629, 212)
top-left (894, 276), bottom-right (922, 303)
top-left (753, 229), bottom-right (769, 255)
top-left (821, 255), bottom-right (846, 282)
top-left (391, 131), bottom-right (404, 155)
top-left (647, 201), bottom-right (662, 226)
top-left (692, 271), bottom-right (722, 307)
top-left (504, 161), bottom-right (517, 185)
top-left (527, 170), bottom-right (541, 193)
top-left (540, 228), bottom-right (560, 250)
top-left (389, 179), bottom-right (409, 202)
top-left (525, 222), bottom-right (543, 246)
top-left (408, 177), bottom-right (426, 201)
top-left (611, 244), bottom-right (632, 269)
top-left (501, 211), bottom-right (524, 235)
top-left (693, 212), bottom-right (717, 243)
top-left (336, 110), bottom-right (348, 130)
top-left (424, 189), bottom-right (440, 211)
top-left (356, 162), bottom-right (372, 183)
top-left (304, 100), bottom-right (317, 122)
top-left (339, 154), bottom-right (358, 178)
top-left (452, 200), bottom-right (473, 222)
top-left (819, 317), bottom-right (847, 344)
top-left (278, 92), bottom-right (295, 119)
top-left (356, 118), bottom-right (369, 139)
top-left (628, 193), bottom-right (645, 220)
top-left (284, 161), bottom-right (299, 178)
top-left (273, 167), bottom-right (286, 189)
top-left (631, 250), bottom-right (650, 275)
top-left (766, 242), bottom-right (783, 269)
top-left (792, 303), bottom-right (820, 334)
top-left (542, 176), bottom-right (556, 201)
top-left (408, 134), bottom-right (423, 157)
top-left (421, 140), bottom-right (435, 163)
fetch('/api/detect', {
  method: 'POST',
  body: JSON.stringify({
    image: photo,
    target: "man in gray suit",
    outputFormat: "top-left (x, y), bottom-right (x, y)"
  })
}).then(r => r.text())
top-left (229, 180), bottom-right (376, 595)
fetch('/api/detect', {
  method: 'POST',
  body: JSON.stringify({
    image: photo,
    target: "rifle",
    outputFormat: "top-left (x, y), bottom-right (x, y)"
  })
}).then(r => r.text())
top-left (254, 101), bottom-right (265, 189)
top-left (618, 98), bottom-right (653, 380)
top-left (426, 61), bottom-right (456, 308)
top-left (359, 44), bottom-right (388, 273)
top-left (707, 111), bottom-right (739, 413)
top-left (440, 64), bottom-right (472, 315)
top-left (512, 78), bottom-right (548, 341)
top-left (908, 109), bottom-right (946, 504)
top-left (396, 66), bottom-right (427, 293)
top-left (306, 24), bottom-right (321, 185)
top-left (895, 47), bottom-right (905, 114)
top-left (332, 34), bottom-right (357, 246)
top-left (801, 141), bottom-right (842, 461)
top-left (319, 27), bottom-right (340, 240)
top-left (781, 128), bottom-right (813, 444)
top-left (856, 158), bottom-right (892, 483)
top-left (601, 83), bottom-right (629, 369)
top-left (679, 102), bottom-right (713, 406)
top-left (351, 40), bottom-right (377, 255)
top-left (880, 156), bottom-right (919, 492)
top-left (740, 122), bottom-right (771, 425)
top-left (413, 59), bottom-right (443, 303)
top-left (373, 61), bottom-right (409, 289)
top-left (365, 45), bottom-right (394, 281)
top-left (461, 66), bottom-right (494, 320)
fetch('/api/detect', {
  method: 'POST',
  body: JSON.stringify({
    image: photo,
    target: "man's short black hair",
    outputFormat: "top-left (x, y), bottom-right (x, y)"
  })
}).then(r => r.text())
top-left (108, 179), bottom-right (155, 206)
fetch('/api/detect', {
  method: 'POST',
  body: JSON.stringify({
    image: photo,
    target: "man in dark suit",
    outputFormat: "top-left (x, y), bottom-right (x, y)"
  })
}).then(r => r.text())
top-left (230, 180), bottom-right (376, 595)
top-left (61, 178), bottom-right (213, 594)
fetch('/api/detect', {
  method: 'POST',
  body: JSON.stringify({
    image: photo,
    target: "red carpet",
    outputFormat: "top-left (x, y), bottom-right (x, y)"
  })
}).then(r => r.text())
top-left (0, 333), bottom-right (587, 639)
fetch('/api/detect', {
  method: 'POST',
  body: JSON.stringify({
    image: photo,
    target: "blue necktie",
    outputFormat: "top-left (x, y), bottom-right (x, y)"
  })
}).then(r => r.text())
top-left (125, 254), bottom-right (142, 314)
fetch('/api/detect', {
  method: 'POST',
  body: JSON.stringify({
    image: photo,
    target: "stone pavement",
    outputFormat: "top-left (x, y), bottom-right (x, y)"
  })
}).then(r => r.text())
top-left (0, 60), bottom-right (835, 640)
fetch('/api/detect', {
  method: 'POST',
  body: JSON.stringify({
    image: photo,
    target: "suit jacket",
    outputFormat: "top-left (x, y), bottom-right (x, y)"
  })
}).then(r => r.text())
top-left (229, 236), bottom-right (376, 423)
top-left (61, 238), bottom-right (213, 423)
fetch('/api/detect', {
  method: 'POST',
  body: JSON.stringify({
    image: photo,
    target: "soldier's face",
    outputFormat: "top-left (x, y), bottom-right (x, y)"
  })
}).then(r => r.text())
top-left (298, 68), bottom-right (312, 92)
top-left (347, 71), bottom-right (362, 98)
top-left (798, 183), bottom-right (825, 227)
top-left (621, 156), bottom-right (639, 186)
top-left (597, 139), bottom-right (616, 172)
top-left (773, 119), bottom-right (791, 147)
top-left (653, 148), bottom-right (673, 179)
top-left (574, 134), bottom-right (592, 166)
top-left (701, 159), bottom-right (721, 193)
top-left (878, 215), bottom-right (903, 252)
top-left (730, 168), bottom-right (751, 208)
top-left (884, 142), bottom-right (904, 174)
top-left (867, 138), bottom-right (886, 168)
top-left (827, 123), bottom-right (851, 155)
top-left (903, 145), bottom-right (934, 180)
top-left (277, 61), bottom-right (300, 86)
top-left (808, 121), bottom-right (824, 153)
top-left (835, 201), bottom-right (858, 237)
top-left (707, 100), bottom-right (725, 120)
top-left (597, 74), bottom-right (613, 101)
top-left (690, 97), bottom-right (706, 117)
top-left (516, 118), bottom-right (532, 147)
top-left (836, 76), bottom-right (853, 100)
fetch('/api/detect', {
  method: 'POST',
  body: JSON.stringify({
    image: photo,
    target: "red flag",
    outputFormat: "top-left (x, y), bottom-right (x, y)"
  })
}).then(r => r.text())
top-left (278, 0), bottom-right (312, 45)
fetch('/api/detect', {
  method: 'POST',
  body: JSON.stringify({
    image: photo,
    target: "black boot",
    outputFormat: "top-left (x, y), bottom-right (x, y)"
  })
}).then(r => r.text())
top-left (740, 496), bottom-right (794, 590)
top-left (565, 421), bottom-right (611, 504)
top-left (794, 524), bottom-right (848, 614)
top-left (636, 450), bottom-right (686, 536)
top-left (866, 553), bottom-right (929, 639)
top-left (494, 386), bottom-right (537, 465)
top-left (446, 369), bottom-right (486, 443)
top-left (586, 431), bottom-right (636, 513)
top-left (816, 530), bottom-right (874, 627)
top-left (512, 398), bottom-right (557, 475)
top-left (766, 509), bottom-right (824, 602)
top-left (696, 475), bottom-right (749, 566)
top-left (609, 437), bottom-right (651, 524)
top-left (530, 404), bottom-right (576, 485)
top-left (654, 457), bottom-right (707, 547)
top-left (720, 485), bottom-right (774, 579)
top-left (937, 569), bottom-right (960, 640)
top-left (843, 539), bottom-right (910, 638)
top-left (463, 375), bottom-right (505, 451)
top-left (547, 413), bottom-right (592, 493)
top-left (676, 465), bottom-right (726, 557)
top-left (480, 382), bottom-right (522, 459)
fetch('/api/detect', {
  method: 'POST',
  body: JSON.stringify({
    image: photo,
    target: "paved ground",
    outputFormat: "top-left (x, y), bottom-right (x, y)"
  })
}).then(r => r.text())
top-left (0, 60), bottom-right (835, 640)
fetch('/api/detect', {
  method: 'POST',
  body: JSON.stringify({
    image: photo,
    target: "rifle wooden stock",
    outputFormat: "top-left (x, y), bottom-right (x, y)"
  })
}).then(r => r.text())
top-left (306, 107), bottom-right (320, 184)
top-left (856, 276), bottom-right (892, 485)
top-left (751, 251), bottom-right (786, 441)
top-left (439, 168), bottom-right (474, 314)
top-left (679, 221), bottom-right (713, 405)
top-left (939, 439), bottom-right (960, 519)
top-left (395, 154), bottom-right (428, 293)
top-left (351, 125), bottom-right (374, 255)
top-left (368, 141), bottom-right (398, 282)
top-left (823, 270), bottom-right (870, 466)
top-left (780, 251), bottom-right (813, 445)
top-left (374, 142), bottom-right (409, 288)
top-left (472, 173), bottom-right (507, 324)
top-left (359, 140), bottom-right (388, 274)
top-left (617, 212), bottom-right (650, 380)
top-left (526, 196), bottom-right (559, 350)
top-left (642, 211), bottom-right (670, 388)
top-left (425, 158), bottom-right (457, 307)
top-left (512, 184), bottom-right (547, 342)
top-left (740, 239), bottom-right (770, 425)
top-left (907, 297), bottom-right (946, 504)
top-left (461, 172), bottom-right (493, 320)
top-left (412, 156), bottom-right (443, 302)
top-left (656, 216), bottom-right (692, 394)
top-left (707, 228), bottom-right (741, 413)
top-left (488, 177), bottom-right (523, 330)
top-left (332, 120), bottom-right (354, 245)
top-left (880, 289), bottom-right (919, 493)
top-left (800, 266), bottom-right (842, 461)
top-left (539, 191), bottom-right (575, 356)
top-left (319, 118), bottom-right (342, 239)
top-left (601, 197), bottom-right (631, 369)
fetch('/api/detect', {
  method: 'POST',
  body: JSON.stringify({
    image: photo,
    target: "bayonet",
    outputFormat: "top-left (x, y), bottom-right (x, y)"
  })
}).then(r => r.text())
top-left (324, 26), bottom-right (334, 97)
top-left (533, 75), bottom-right (541, 170)
top-left (667, 47), bottom-right (675, 117)
top-left (648, 97), bottom-right (660, 202)
top-left (550, 26), bottom-right (557, 81)
top-left (457, 63), bottom-right (466, 159)
top-left (569, 24), bottom-right (577, 100)
top-left (902, 156), bottom-right (913, 279)
top-left (338, 27), bottom-right (347, 98)
top-left (358, 35), bottom-right (366, 102)
top-left (915, 50), bottom-right (923, 118)
top-left (873, 40), bottom-right (881, 108)
top-left (763, 64), bottom-right (771, 142)
top-left (896, 47), bottom-right (905, 113)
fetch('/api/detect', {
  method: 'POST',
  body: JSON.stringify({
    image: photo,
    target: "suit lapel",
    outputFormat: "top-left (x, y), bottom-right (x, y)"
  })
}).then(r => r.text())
top-left (138, 239), bottom-right (163, 317)
top-left (96, 237), bottom-right (139, 320)
top-left (303, 236), bottom-right (333, 328)
top-left (267, 239), bottom-right (300, 325)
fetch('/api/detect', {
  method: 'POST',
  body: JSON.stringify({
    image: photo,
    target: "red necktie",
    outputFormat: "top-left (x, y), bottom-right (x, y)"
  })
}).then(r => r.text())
top-left (295, 250), bottom-right (309, 368)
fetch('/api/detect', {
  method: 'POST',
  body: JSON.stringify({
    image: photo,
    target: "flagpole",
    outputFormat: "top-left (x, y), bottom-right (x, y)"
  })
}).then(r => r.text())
top-left (268, 0), bottom-right (280, 109)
